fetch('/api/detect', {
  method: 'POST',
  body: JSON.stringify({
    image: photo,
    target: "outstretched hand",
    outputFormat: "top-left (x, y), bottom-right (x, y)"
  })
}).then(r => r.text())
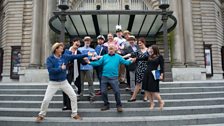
top-left (91, 57), bottom-right (98, 61)
top-left (128, 58), bottom-right (136, 63)
top-left (83, 57), bottom-right (90, 64)
top-left (87, 52), bottom-right (94, 57)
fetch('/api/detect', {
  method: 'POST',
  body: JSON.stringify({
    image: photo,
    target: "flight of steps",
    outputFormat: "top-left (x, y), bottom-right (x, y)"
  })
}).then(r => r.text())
top-left (0, 81), bottom-right (224, 126)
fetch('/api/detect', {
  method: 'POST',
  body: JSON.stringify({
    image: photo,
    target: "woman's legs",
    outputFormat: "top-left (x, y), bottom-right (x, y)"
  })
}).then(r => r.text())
top-left (154, 92), bottom-right (164, 110)
top-left (129, 83), bottom-right (141, 100)
top-left (149, 92), bottom-right (154, 110)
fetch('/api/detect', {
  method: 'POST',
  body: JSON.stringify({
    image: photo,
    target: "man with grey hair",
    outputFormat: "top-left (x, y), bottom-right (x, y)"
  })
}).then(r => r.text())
top-left (86, 44), bottom-right (134, 112)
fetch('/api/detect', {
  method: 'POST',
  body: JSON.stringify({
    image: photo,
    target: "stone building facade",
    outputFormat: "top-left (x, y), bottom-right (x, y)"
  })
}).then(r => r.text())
top-left (0, 0), bottom-right (223, 82)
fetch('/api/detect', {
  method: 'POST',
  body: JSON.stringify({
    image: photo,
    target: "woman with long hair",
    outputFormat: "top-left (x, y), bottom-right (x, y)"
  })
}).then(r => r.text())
top-left (136, 45), bottom-right (165, 111)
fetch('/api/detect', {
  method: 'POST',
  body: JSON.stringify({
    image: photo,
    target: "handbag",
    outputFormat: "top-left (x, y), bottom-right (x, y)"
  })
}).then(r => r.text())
top-left (151, 70), bottom-right (160, 80)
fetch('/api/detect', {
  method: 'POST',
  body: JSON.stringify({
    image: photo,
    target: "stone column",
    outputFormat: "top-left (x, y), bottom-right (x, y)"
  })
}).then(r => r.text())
top-left (170, 0), bottom-right (185, 67)
top-left (182, 0), bottom-right (196, 66)
top-left (30, 0), bottom-right (43, 68)
top-left (41, 0), bottom-right (57, 67)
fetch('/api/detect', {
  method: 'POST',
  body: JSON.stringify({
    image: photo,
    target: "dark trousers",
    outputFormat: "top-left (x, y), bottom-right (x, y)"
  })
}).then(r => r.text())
top-left (126, 66), bottom-right (130, 86)
top-left (62, 75), bottom-right (81, 108)
top-left (101, 76), bottom-right (121, 107)
top-left (95, 66), bottom-right (103, 89)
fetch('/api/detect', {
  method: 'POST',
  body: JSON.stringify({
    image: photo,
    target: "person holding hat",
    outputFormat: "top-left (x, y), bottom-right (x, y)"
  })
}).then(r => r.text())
top-left (36, 42), bottom-right (92, 122)
top-left (78, 36), bottom-right (97, 101)
top-left (94, 35), bottom-right (108, 95)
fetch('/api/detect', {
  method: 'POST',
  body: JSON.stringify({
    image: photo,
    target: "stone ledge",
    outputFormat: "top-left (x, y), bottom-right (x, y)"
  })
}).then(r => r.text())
top-left (19, 69), bottom-right (49, 82)
top-left (172, 68), bottom-right (206, 81)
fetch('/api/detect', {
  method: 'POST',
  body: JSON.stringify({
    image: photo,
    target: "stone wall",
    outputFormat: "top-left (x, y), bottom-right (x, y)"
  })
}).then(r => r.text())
top-left (0, 1), bottom-right (4, 47)
top-left (1, 0), bottom-right (24, 81)
top-left (0, 0), bottom-right (33, 82)
top-left (192, 0), bottom-right (223, 79)
top-left (213, 0), bottom-right (224, 78)
top-left (192, 0), bottom-right (204, 68)
top-left (20, 0), bottom-right (32, 70)
top-left (201, 0), bottom-right (223, 79)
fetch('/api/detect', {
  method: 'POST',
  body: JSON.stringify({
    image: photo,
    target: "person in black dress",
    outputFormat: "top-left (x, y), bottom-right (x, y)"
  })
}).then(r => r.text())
top-left (136, 45), bottom-right (165, 111)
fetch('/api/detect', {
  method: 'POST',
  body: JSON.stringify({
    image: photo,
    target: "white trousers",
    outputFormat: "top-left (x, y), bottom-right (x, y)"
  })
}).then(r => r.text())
top-left (38, 80), bottom-right (78, 117)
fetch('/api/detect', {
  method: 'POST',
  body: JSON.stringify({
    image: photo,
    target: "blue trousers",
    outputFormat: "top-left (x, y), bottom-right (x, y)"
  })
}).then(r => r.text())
top-left (101, 76), bottom-right (122, 107)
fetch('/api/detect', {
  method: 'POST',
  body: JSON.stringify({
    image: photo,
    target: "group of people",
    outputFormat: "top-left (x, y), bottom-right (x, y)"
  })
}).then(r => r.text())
top-left (35, 26), bottom-right (165, 122)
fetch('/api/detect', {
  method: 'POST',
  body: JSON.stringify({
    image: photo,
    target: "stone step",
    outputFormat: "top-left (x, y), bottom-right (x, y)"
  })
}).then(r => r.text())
top-left (187, 124), bottom-right (224, 126)
top-left (1, 113), bottom-right (224, 126)
top-left (0, 81), bottom-right (224, 126)
top-left (1, 86), bottom-right (224, 94)
top-left (0, 105), bottom-right (223, 117)
top-left (0, 97), bottom-right (223, 108)
top-left (0, 81), bottom-right (223, 89)
top-left (0, 91), bottom-right (224, 101)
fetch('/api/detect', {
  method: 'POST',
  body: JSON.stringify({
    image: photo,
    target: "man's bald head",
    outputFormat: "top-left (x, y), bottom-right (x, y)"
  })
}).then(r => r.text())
top-left (108, 44), bottom-right (116, 55)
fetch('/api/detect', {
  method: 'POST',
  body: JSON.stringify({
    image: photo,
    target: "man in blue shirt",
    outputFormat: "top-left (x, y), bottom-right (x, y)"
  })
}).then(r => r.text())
top-left (36, 42), bottom-right (90, 122)
top-left (78, 36), bottom-right (97, 101)
top-left (87, 44), bottom-right (134, 112)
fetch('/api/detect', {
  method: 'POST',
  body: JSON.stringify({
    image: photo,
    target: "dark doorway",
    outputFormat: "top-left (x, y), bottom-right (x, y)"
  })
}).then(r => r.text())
top-left (221, 46), bottom-right (224, 76)
top-left (0, 48), bottom-right (3, 80)
top-left (10, 46), bottom-right (21, 79)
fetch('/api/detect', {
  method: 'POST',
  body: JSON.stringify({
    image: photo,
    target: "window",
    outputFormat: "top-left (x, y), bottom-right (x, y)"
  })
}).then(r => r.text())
top-left (204, 45), bottom-right (213, 76)
top-left (107, 0), bottom-right (117, 3)
top-left (10, 46), bottom-right (21, 79)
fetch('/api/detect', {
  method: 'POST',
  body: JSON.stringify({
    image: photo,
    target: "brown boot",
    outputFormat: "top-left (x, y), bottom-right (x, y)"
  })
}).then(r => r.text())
top-left (72, 114), bottom-right (82, 120)
top-left (117, 107), bottom-right (123, 112)
top-left (35, 115), bottom-right (44, 123)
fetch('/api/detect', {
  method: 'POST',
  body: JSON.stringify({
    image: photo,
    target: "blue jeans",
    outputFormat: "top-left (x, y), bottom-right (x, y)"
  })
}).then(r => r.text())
top-left (101, 76), bottom-right (122, 107)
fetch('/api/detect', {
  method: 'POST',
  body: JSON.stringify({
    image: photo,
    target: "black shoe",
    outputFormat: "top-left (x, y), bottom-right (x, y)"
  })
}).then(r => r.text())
top-left (107, 86), bottom-right (112, 90)
top-left (127, 99), bottom-right (136, 102)
top-left (89, 96), bottom-right (95, 102)
top-left (62, 106), bottom-right (71, 111)
top-left (125, 87), bottom-right (130, 91)
top-left (101, 106), bottom-right (110, 111)
top-left (120, 81), bottom-right (126, 85)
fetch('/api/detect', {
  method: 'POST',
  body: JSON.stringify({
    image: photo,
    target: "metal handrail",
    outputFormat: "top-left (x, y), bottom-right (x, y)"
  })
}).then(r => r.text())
top-left (75, 0), bottom-right (150, 10)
